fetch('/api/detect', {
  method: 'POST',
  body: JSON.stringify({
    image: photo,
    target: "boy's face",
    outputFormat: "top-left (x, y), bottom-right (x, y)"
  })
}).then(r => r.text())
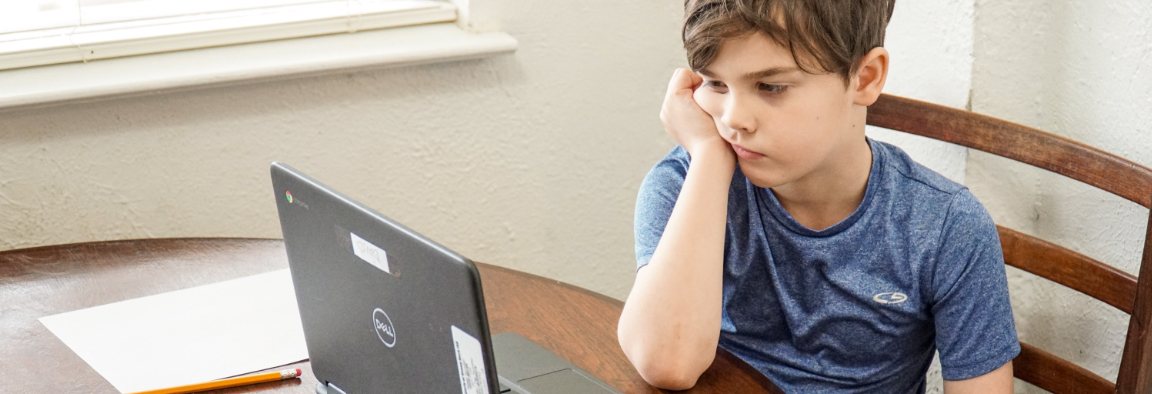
top-left (694, 32), bottom-right (864, 189)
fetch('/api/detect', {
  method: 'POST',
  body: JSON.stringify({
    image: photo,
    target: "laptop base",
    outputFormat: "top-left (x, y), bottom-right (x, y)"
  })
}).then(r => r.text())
top-left (309, 333), bottom-right (617, 394)
top-left (492, 333), bottom-right (620, 394)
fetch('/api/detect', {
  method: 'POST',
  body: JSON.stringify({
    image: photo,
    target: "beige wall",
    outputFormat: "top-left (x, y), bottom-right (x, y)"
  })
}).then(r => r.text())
top-left (968, 0), bottom-right (1152, 392)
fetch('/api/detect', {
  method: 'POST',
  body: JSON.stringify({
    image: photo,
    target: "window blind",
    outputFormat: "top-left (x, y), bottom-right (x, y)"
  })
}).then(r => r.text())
top-left (0, 0), bottom-right (456, 70)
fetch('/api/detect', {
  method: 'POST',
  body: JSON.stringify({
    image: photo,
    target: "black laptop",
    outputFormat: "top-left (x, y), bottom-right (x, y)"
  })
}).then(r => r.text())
top-left (271, 163), bottom-right (620, 394)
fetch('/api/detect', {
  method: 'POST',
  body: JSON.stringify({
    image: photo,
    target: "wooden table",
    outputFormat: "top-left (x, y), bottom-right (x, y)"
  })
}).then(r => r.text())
top-left (0, 238), bottom-right (781, 393)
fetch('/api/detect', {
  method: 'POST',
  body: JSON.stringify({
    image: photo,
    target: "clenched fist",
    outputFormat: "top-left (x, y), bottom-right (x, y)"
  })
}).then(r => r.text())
top-left (659, 68), bottom-right (732, 159)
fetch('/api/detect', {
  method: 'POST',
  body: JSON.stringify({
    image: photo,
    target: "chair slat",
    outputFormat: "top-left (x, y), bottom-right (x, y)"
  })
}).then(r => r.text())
top-left (999, 226), bottom-right (1138, 314)
top-left (867, 94), bottom-right (1152, 209)
top-left (1015, 342), bottom-right (1115, 394)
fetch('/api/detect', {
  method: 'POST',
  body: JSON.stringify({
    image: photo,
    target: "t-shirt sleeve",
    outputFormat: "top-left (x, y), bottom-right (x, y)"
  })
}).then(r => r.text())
top-left (930, 189), bottom-right (1021, 380)
top-left (634, 147), bottom-right (690, 270)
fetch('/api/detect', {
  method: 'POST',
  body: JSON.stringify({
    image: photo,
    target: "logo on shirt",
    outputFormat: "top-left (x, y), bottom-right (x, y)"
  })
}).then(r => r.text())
top-left (873, 292), bottom-right (908, 304)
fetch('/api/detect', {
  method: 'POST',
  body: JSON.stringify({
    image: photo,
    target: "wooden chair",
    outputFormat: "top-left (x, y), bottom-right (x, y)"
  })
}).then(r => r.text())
top-left (866, 94), bottom-right (1152, 393)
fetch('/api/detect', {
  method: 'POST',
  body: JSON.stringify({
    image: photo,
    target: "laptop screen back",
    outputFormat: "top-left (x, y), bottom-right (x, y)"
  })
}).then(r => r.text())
top-left (272, 163), bottom-right (499, 394)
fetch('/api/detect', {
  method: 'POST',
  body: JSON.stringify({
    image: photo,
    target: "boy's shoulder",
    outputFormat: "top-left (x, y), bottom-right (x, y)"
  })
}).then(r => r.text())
top-left (872, 139), bottom-right (966, 198)
top-left (871, 139), bottom-right (993, 235)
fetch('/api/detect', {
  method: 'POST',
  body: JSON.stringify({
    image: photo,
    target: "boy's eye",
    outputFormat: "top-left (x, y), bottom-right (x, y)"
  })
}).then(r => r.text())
top-left (703, 80), bottom-right (727, 90)
top-left (759, 83), bottom-right (787, 93)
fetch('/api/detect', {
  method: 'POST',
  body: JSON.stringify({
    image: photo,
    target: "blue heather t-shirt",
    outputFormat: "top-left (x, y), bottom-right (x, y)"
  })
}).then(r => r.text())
top-left (634, 139), bottom-right (1020, 393)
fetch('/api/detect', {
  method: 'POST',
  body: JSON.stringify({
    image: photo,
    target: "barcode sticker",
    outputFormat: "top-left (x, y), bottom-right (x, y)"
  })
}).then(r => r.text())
top-left (350, 232), bottom-right (389, 274)
top-left (451, 325), bottom-right (489, 394)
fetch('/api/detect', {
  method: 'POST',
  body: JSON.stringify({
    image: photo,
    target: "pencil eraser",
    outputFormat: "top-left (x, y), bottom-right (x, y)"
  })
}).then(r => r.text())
top-left (296, 368), bottom-right (302, 377)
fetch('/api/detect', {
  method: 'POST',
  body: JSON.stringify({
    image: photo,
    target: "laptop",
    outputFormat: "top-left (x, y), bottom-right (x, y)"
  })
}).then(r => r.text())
top-left (271, 163), bottom-right (621, 394)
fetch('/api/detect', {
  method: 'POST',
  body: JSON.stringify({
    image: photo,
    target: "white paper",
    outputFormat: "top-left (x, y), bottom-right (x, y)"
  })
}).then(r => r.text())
top-left (451, 325), bottom-right (489, 394)
top-left (351, 232), bottom-right (390, 274)
top-left (39, 269), bottom-right (308, 393)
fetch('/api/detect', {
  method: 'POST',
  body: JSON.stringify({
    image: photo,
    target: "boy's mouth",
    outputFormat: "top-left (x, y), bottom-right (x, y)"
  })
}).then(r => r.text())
top-left (732, 143), bottom-right (765, 160)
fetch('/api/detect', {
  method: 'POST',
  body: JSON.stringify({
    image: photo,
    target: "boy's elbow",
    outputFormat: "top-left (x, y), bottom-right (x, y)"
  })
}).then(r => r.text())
top-left (626, 352), bottom-right (705, 389)
top-left (617, 301), bottom-right (718, 390)
top-left (618, 331), bottom-right (710, 390)
top-left (635, 361), bottom-right (705, 390)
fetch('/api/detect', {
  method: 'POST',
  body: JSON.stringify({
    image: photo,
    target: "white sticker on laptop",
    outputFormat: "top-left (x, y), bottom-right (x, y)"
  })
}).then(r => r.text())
top-left (451, 325), bottom-right (489, 394)
top-left (350, 232), bottom-right (390, 274)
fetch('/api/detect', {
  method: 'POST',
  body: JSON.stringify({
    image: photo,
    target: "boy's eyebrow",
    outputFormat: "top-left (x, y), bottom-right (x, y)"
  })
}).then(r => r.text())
top-left (744, 66), bottom-right (802, 79)
top-left (697, 67), bottom-right (802, 80)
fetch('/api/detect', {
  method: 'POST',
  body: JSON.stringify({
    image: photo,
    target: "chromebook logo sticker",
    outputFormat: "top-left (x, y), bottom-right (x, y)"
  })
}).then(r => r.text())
top-left (284, 190), bottom-right (309, 209)
top-left (373, 308), bottom-right (396, 347)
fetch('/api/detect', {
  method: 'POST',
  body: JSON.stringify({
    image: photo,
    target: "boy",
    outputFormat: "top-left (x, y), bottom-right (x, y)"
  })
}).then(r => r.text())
top-left (617, 1), bottom-right (1019, 393)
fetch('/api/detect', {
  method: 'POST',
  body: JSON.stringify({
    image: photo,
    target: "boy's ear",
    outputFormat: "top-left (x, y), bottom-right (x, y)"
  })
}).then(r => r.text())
top-left (852, 47), bottom-right (889, 106)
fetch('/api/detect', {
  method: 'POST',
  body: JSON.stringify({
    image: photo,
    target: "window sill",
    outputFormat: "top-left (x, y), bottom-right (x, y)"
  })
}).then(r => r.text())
top-left (0, 22), bottom-right (517, 111)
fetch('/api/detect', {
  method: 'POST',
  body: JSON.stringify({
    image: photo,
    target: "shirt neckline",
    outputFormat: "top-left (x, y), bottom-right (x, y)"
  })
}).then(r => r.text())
top-left (759, 138), bottom-right (883, 237)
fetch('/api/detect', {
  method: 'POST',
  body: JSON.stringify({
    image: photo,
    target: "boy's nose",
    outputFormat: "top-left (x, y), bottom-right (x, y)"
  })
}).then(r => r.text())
top-left (721, 95), bottom-right (757, 134)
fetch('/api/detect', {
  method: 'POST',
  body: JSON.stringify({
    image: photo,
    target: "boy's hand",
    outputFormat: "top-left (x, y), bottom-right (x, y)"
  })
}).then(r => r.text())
top-left (659, 68), bottom-right (731, 158)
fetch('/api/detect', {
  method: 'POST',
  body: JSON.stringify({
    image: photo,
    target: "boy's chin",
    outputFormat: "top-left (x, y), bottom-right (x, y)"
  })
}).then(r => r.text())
top-left (740, 168), bottom-right (787, 189)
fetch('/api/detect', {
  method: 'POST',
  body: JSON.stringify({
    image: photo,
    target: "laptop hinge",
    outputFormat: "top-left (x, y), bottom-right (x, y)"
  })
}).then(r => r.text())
top-left (316, 382), bottom-right (347, 394)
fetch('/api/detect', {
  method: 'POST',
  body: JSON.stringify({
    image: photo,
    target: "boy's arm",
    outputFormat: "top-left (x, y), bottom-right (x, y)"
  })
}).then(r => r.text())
top-left (943, 361), bottom-right (1013, 394)
top-left (617, 69), bottom-right (735, 390)
top-left (932, 190), bottom-right (1019, 391)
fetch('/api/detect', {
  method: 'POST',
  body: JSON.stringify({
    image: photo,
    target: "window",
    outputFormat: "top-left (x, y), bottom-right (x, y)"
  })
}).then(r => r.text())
top-left (0, 0), bottom-right (457, 70)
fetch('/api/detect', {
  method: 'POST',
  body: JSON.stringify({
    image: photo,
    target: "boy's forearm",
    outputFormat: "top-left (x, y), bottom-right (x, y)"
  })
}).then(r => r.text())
top-left (619, 143), bottom-right (735, 389)
top-left (942, 361), bottom-right (1013, 394)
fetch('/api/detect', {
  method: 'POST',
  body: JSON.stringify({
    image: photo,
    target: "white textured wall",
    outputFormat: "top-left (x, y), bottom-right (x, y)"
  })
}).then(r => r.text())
top-left (867, 0), bottom-right (973, 185)
top-left (969, 0), bottom-right (1152, 392)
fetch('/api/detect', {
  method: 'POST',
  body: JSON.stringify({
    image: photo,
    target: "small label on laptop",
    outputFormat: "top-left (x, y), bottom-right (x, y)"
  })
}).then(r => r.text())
top-left (350, 232), bottom-right (390, 274)
top-left (451, 325), bottom-right (490, 394)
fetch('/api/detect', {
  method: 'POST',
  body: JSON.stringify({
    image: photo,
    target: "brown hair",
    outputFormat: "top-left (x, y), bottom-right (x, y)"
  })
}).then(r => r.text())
top-left (683, 0), bottom-right (896, 84)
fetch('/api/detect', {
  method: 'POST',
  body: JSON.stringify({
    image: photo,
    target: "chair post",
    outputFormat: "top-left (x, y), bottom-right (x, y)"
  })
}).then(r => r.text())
top-left (1116, 203), bottom-right (1152, 393)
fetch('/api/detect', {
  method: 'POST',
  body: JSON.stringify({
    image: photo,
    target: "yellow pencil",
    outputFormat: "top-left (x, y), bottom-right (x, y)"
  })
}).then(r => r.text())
top-left (126, 368), bottom-right (302, 394)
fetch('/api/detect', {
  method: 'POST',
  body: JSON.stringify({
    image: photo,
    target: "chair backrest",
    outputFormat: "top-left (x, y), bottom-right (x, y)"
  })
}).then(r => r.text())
top-left (867, 94), bottom-right (1152, 394)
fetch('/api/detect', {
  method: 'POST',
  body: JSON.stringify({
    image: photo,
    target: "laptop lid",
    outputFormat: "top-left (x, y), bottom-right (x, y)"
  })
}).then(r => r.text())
top-left (272, 162), bottom-right (499, 394)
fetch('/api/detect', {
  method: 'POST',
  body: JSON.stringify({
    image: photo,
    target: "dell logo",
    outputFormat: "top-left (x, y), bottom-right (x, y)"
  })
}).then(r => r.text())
top-left (373, 308), bottom-right (396, 347)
